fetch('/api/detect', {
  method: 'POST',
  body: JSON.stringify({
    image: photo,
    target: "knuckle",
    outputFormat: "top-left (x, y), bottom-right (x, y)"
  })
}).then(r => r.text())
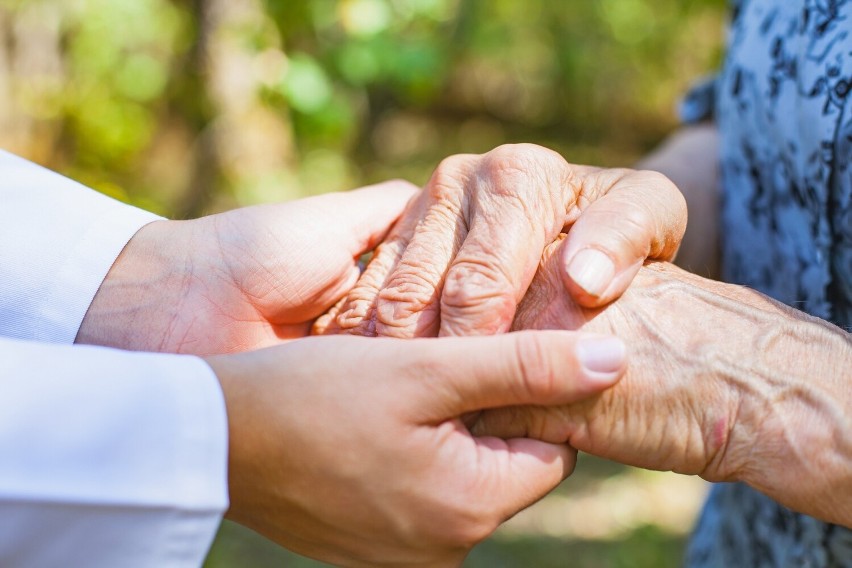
top-left (617, 203), bottom-right (656, 242)
top-left (381, 269), bottom-right (437, 301)
top-left (441, 262), bottom-right (516, 334)
top-left (631, 169), bottom-right (687, 215)
top-left (486, 143), bottom-right (565, 173)
top-left (442, 260), bottom-right (512, 308)
top-left (623, 170), bottom-right (687, 257)
top-left (479, 145), bottom-right (569, 225)
top-left (581, 200), bottom-right (656, 260)
top-left (339, 305), bottom-right (372, 332)
top-left (330, 276), bottom-right (387, 336)
top-left (376, 273), bottom-right (439, 327)
top-left (581, 167), bottom-right (633, 203)
top-left (335, 298), bottom-right (376, 334)
top-left (311, 311), bottom-right (340, 335)
top-left (428, 154), bottom-right (476, 201)
top-left (481, 145), bottom-right (540, 192)
top-left (638, 170), bottom-right (689, 231)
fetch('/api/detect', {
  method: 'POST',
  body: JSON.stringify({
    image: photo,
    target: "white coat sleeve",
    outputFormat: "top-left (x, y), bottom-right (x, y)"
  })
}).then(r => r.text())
top-left (0, 151), bottom-right (230, 567)
top-left (0, 339), bottom-right (229, 568)
top-left (0, 149), bottom-right (162, 344)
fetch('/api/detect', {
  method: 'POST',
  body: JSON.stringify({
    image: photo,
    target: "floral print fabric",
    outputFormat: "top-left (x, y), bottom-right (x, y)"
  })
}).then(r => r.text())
top-left (686, 1), bottom-right (852, 565)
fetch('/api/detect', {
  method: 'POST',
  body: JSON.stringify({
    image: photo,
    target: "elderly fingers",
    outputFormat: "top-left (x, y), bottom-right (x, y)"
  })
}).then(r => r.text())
top-left (313, 237), bottom-right (409, 336)
top-left (437, 145), bottom-right (580, 336)
top-left (510, 235), bottom-right (591, 332)
top-left (562, 169), bottom-right (687, 308)
top-left (311, 194), bottom-right (427, 336)
top-left (375, 201), bottom-right (468, 338)
top-left (373, 154), bottom-right (475, 338)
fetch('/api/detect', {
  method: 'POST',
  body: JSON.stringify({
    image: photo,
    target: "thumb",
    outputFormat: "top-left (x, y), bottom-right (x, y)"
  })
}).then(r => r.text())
top-left (313, 180), bottom-right (420, 258)
top-left (474, 437), bottom-right (577, 522)
top-left (562, 170), bottom-right (686, 308)
top-left (406, 330), bottom-right (626, 421)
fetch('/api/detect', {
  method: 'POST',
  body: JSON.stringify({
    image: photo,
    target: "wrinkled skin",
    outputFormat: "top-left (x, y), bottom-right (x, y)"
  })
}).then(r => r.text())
top-left (314, 143), bottom-right (686, 339)
top-left (475, 236), bottom-right (741, 480)
top-left (473, 237), bottom-right (852, 527)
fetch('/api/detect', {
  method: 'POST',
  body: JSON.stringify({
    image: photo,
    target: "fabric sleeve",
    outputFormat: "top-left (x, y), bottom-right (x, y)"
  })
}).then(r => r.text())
top-left (679, 75), bottom-right (719, 125)
top-left (0, 150), bottom-right (162, 344)
top-left (0, 337), bottom-right (229, 568)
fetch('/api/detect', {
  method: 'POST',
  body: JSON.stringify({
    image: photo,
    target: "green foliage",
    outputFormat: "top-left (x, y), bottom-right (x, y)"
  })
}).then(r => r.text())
top-left (2, 0), bottom-right (726, 214)
top-left (205, 520), bottom-right (689, 568)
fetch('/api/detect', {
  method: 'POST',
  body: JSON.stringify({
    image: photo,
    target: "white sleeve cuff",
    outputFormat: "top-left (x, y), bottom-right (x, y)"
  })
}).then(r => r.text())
top-left (0, 338), bottom-right (229, 567)
top-left (0, 150), bottom-right (162, 344)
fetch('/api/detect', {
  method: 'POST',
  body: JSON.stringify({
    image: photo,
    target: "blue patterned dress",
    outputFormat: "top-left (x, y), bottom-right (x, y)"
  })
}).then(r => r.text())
top-left (683, 1), bottom-right (852, 566)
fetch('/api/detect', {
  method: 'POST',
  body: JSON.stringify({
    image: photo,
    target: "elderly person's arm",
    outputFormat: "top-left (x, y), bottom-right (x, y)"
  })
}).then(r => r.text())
top-left (473, 243), bottom-right (852, 528)
top-left (637, 124), bottom-right (720, 279)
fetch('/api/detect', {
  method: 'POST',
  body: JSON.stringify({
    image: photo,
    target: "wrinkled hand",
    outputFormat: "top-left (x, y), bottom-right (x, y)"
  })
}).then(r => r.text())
top-left (76, 181), bottom-right (417, 355)
top-left (314, 144), bottom-right (686, 338)
top-left (206, 330), bottom-right (626, 567)
top-left (472, 239), bottom-right (852, 527)
top-left (472, 243), bottom-right (740, 478)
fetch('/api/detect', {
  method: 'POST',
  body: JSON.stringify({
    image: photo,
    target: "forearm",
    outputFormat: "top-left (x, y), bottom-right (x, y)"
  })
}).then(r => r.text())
top-left (604, 265), bottom-right (852, 525)
top-left (507, 256), bottom-right (852, 526)
top-left (637, 125), bottom-right (720, 278)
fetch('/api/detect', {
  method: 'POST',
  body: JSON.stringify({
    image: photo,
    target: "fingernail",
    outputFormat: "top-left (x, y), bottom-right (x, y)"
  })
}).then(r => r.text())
top-left (577, 336), bottom-right (626, 376)
top-left (566, 248), bottom-right (615, 298)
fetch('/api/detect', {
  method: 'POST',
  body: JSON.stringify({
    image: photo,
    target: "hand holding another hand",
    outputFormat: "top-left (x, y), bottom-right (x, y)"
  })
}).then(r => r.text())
top-left (205, 330), bottom-right (626, 567)
top-left (77, 181), bottom-right (416, 354)
top-left (474, 240), bottom-right (852, 527)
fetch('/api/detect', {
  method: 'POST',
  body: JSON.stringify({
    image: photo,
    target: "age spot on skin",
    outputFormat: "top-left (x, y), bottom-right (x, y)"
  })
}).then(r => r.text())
top-left (712, 415), bottom-right (728, 453)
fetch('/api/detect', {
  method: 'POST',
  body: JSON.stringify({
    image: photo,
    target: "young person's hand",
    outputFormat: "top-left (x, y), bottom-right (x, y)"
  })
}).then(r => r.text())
top-left (206, 330), bottom-right (627, 566)
top-left (77, 181), bottom-right (417, 354)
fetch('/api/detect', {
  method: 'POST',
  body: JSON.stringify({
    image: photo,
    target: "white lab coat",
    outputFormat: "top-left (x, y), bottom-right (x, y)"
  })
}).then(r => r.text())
top-left (0, 151), bottom-right (228, 567)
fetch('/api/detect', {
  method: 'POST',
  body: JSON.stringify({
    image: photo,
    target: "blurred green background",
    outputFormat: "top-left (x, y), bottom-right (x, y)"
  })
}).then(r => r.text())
top-left (0, 0), bottom-right (726, 565)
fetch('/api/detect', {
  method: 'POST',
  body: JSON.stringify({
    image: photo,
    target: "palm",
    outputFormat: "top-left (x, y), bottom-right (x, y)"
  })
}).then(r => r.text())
top-left (159, 183), bottom-right (416, 355)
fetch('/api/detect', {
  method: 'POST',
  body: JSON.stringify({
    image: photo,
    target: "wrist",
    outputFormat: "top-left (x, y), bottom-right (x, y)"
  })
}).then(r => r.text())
top-left (203, 352), bottom-right (248, 523)
top-left (720, 312), bottom-right (852, 520)
top-left (75, 219), bottom-right (196, 351)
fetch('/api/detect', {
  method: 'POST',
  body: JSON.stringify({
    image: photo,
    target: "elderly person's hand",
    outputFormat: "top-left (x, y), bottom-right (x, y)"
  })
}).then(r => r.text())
top-left (76, 181), bottom-right (416, 355)
top-left (314, 144), bottom-right (686, 338)
top-left (472, 238), bottom-right (852, 528)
